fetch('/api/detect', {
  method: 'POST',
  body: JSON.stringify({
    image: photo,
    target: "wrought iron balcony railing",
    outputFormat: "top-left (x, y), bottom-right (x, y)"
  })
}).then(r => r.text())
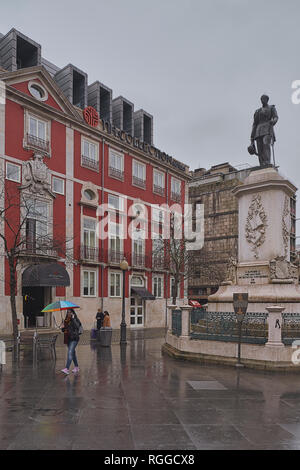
top-left (79, 245), bottom-right (101, 263)
top-left (109, 166), bottom-right (124, 181)
top-left (132, 176), bottom-right (146, 189)
top-left (81, 155), bottom-right (99, 171)
top-left (152, 256), bottom-right (165, 270)
top-left (108, 250), bottom-right (123, 264)
top-left (21, 241), bottom-right (57, 258)
top-left (171, 191), bottom-right (181, 203)
top-left (132, 253), bottom-right (145, 268)
top-left (153, 185), bottom-right (165, 197)
top-left (26, 133), bottom-right (50, 153)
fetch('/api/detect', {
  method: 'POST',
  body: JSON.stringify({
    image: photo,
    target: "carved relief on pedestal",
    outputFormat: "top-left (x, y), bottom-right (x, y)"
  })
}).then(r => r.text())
top-left (245, 194), bottom-right (267, 259)
top-left (19, 153), bottom-right (55, 198)
top-left (222, 256), bottom-right (237, 285)
top-left (269, 256), bottom-right (297, 282)
top-left (282, 195), bottom-right (290, 259)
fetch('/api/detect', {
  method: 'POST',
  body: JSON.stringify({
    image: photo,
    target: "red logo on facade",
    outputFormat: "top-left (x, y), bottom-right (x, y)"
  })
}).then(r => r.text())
top-left (83, 106), bottom-right (99, 127)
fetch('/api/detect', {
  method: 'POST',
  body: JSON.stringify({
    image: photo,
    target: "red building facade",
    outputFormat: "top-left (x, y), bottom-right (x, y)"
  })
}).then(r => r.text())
top-left (0, 29), bottom-right (190, 334)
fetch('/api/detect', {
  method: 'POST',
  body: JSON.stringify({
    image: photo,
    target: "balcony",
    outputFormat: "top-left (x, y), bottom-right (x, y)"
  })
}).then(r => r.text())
top-left (171, 191), bottom-right (181, 203)
top-left (25, 133), bottom-right (50, 154)
top-left (132, 253), bottom-right (145, 268)
top-left (108, 250), bottom-right (123, 264)
top-left (79, 245), bottom-right (101, 263)
top-left (20, 240), bottom-right (58, 259)
top-left (153, 185), bottom-right (165, 197)
top-left (109, 166), bottom-right (124, 181)
top-left (152, 255), bottom-right (165, 271)
top-left (81, 155), bottom-right (99, 172)
top-left (132, 176), bottom-right (146, 189)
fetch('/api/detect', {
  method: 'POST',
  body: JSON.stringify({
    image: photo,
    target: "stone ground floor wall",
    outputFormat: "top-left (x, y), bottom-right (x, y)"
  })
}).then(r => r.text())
top-left (0, 294), bottom-right (179, 334)
top-left (163, 331), bottom-right (300, 371)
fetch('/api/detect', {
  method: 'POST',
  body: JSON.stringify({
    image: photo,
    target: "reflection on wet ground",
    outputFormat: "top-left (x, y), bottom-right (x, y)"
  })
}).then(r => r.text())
top-left (1, 333), bottom-right (300, 449)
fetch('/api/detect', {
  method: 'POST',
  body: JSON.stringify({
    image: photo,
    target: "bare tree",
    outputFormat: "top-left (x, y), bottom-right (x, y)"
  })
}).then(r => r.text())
top-left (0, 177), bottom-right (74, 341)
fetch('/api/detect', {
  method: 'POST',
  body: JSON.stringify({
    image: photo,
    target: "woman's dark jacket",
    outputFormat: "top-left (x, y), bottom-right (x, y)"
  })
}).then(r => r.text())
top-left (62, 316), bottom-right (82, 344)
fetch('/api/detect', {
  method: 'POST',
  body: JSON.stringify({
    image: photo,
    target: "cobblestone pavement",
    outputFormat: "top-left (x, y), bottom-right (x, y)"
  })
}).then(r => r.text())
top-left (1, 332), bottom-right (300, 450)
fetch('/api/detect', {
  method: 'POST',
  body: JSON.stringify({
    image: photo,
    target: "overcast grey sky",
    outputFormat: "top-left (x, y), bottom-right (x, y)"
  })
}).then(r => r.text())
top-left (1, 1), bottom-right (300, 188)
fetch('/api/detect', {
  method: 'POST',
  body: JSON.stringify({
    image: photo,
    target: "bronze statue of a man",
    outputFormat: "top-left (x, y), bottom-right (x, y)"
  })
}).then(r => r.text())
top-left (248, 95), bottom-right (278, 167)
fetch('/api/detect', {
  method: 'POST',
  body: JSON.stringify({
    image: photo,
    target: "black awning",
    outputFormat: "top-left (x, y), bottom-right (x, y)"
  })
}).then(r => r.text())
top-left (22, 263), bottom-right (70, 287)
top-left (131, 287), bottom-right (155, 300)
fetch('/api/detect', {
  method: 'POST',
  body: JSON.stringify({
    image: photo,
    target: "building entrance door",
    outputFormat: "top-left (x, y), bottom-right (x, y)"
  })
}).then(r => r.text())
top-left (22, 286), bottom-right (52, 328)
top-left (130, 296), bottom-right (144, 327)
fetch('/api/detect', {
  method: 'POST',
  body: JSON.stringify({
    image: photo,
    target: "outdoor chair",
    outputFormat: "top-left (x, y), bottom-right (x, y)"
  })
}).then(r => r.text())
top-left (34, 333), bottom-right (58, 361)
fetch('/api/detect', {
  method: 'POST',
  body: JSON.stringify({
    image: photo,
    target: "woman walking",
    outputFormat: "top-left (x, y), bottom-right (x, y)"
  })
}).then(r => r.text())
top-left (61, 309), bottom-right (82, 375)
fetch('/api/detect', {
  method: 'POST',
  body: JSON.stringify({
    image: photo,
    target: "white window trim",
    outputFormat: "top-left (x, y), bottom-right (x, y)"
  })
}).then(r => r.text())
top-left (82, 268), bottom-right (98, 297)
top-left (153, 275), bottom-right (164, 298)
top-left (82, 216), bottom-right (97, 246)
top-left (81, 136), bottom-right (99, 161)
top-left (171, 177), bottom-right (181, 195)
top-left (153, 169), bottom-right (165, 189)
top-left (109, 271), bottom-right (122, 298)
top-left (109, 148), bottom-right (124, 172)
top-left (28, 80), bottom-right (49, 102)
top-left (52, 176), bottom-right (65, 195)
top-left (23, 110), bottom-right (51, 157)
top-left (108, 193), bottom-right (124, 213)
top-left (6, 161), bottom-right (21, 183)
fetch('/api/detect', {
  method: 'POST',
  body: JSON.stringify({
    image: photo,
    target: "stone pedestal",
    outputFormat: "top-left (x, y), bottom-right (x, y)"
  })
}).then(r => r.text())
top-left (208, 167), bottom-right (300, 313)
top-left (265, 305), bottom-right (285, 347)
top-left (180, 305), bottom-right (193, 339)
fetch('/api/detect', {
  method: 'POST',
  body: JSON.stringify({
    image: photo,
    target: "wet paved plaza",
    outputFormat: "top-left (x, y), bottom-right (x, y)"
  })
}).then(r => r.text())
top-left (2, 332), bottom-right (300, 450)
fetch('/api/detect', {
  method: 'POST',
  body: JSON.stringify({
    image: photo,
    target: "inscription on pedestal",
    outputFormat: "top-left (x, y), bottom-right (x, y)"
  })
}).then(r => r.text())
top-left (238, 268), bottom-right (269, 285)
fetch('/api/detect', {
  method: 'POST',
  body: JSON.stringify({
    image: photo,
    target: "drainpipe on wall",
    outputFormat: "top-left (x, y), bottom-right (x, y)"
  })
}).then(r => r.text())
top-left (165, 169), bottom-right (169, 330)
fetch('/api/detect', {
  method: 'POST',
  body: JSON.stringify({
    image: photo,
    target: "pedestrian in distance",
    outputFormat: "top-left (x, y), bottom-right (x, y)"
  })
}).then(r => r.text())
top-left (103, 311), bottom-right (111, 328)
top-left (61, 309), bottom-right (82, 375)
top-left (96, 309), bottom-right (104, 330)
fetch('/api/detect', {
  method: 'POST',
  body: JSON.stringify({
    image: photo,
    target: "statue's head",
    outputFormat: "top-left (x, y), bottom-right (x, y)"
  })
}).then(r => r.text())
top-left (261, 94), bottom-right (269, 105)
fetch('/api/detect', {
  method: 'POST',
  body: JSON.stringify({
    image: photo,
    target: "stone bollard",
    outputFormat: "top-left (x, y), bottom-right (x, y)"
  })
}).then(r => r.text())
top-left (265, 305), bottom-right (285, 347)
top-left (180, 305), bottom-right (193, 339)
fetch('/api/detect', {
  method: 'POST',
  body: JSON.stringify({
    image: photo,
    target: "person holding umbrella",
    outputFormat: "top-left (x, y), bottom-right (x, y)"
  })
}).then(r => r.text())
top-left (61, 308), bottom-right (82, 375)
top-left (42, 300), bottom-right (82, 375)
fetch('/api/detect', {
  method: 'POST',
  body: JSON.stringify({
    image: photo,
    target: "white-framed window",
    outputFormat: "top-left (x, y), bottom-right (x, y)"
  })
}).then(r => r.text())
top-left (24, 111), bottom-right (50, 155)
top-left (81, 137), bottom-right (99, 171)
top-left (110, 271), bottom-right (122, 297)
top-left (29, 115), bottom-right (47, 141)
top-left (153, 275), bottom-right (163, 298)
top-left (153, 169), bottom-right (165, 195)
top-left (52, 176), bottom-right (64, 195)
top-left (109, 149), bottom-right (124, 180)
top-left (171, 177), bottom-right (181, 197)
top-left (131, 275), bottom-right (144, 287)
top-left (25, 198), bottom-right (50, 252)
top-left (82, 138), bottom-right (98, 161)
top-left (83, 218), bottom-right (97, 248)
top-left (109, 221), bottom-right (123, 252)
top-left (83, 270), bottom-right (97, 296)
top-left (108, 194), bottom-right (124, 212)
top-left (132, 160), bottom-right (146, 188)
top-left (6, 162), bottom-right (21, 183)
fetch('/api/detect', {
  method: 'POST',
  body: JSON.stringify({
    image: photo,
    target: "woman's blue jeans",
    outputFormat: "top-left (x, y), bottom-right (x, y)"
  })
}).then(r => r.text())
top-left (66, 340), bottom-right (79, 369)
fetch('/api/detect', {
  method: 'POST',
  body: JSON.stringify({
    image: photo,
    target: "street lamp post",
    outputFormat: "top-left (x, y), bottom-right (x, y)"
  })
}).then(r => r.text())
top-left (120, 258), bottom-right (129, 344)
top-left (233, 293), bottom-right (248, 368)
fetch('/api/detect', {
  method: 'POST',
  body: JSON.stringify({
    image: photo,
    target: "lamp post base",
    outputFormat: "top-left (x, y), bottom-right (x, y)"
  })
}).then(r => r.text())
top-left (120, 323), bottom-right (127, 345)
